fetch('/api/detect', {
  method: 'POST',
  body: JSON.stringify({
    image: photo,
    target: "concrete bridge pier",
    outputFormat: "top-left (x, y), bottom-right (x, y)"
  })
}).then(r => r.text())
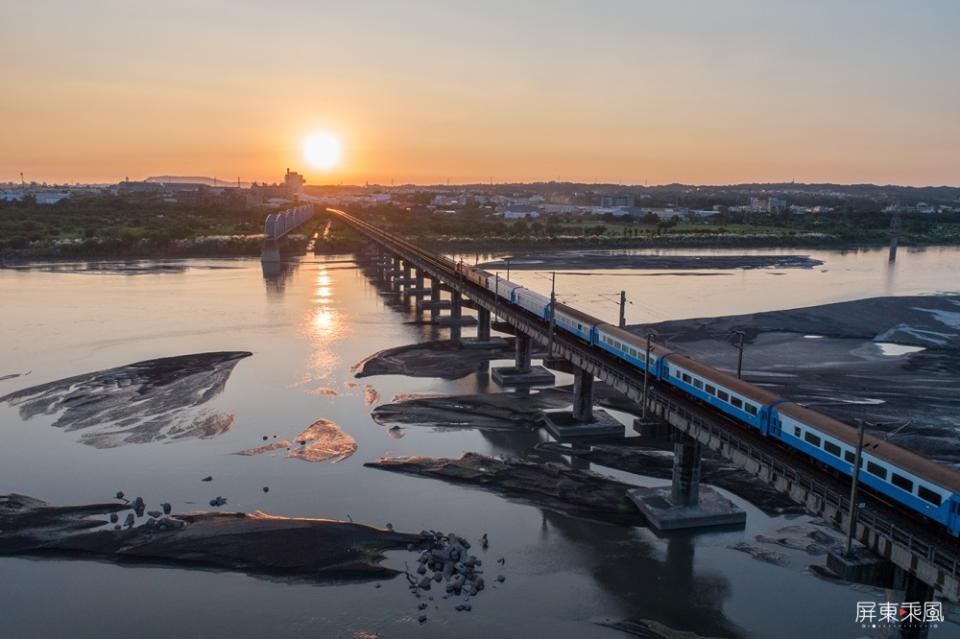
top-left (459, 306), bottom-right (509, 349)
top-left (434, 287), bottom-right (477, 333)
top-left (261, 238), bottom-right (280, 263)
top-left (477, 307), bottom-right (490, 340)
top-left (627, 430), bottom-right (745, 531)
top-left (403, 269), bottom-right (431, 300)
top-left (491, 332), bottom-right (555, 386)
top-left (542, 366), bottom-right (623, 440)
top-left (416, 278), bottom-right (449, 317)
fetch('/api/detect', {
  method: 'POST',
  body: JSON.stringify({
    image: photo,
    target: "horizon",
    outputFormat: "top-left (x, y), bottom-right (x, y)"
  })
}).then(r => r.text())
top-left (2, 1), bottom-right (959, 186)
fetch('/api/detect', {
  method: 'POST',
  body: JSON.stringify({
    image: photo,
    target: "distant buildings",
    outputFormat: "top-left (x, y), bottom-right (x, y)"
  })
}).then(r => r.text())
top-left (284, 169), bottom-right (305, 196)
top-left (600, 194), bottom-right (635, 208)
top-left (749, 196), bottom-right (787, 213)
top-left (500, 204), bottom-right (541, 219)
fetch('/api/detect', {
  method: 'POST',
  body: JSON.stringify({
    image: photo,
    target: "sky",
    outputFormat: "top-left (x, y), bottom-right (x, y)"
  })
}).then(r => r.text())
top-left (2, 1), bottom-right (959, 186)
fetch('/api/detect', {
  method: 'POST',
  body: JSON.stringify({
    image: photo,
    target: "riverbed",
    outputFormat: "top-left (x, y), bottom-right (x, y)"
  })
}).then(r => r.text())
top-left (1, 246), bottom-right (958, 638)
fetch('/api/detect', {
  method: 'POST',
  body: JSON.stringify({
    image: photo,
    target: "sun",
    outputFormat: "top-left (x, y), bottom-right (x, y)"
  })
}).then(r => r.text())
top-left (303, 132), bottom-right (342, 170)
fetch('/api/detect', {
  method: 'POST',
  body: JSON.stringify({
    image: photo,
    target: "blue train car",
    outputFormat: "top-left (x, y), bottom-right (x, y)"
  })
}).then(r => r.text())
top-left (595, 323), bottom-right (671, 377)
top-left (485, 275), bottom-right (522, 303)
top-left (513, 287), bottom-right (551, 320)
top-left (774, 403), bottom-right (960, 533)
top-left (661, 354), bottom-right (778, 432)
top-left (553, 303), bottom-right (598, 343)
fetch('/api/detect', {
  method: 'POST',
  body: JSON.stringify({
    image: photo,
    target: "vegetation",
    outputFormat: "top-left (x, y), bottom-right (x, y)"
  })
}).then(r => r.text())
top-left (339, 205), bottom-right (960, 249)
top-left (0, 194), bottom-right (297, 259)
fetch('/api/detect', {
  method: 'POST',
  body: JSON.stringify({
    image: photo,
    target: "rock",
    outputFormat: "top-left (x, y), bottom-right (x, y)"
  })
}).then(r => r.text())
top-left (417, 565), bottom-right (427, 575)
top-left (496, 575), bottom-right (505, 583)
top-left (418, 602), bottom-right (428, 611)
top-left (201, 476), bottom-right (212, 482)
top-left (147, 510), bottom-right (162, 519)
top-left (209, 496), bottom-right (227, 507)
top-left (115, 491), bottom-right (125, 501)
top-left (418, 576), bottom-right (432, 590)
top-left (109, 512), bottom-right (119, 523)
top-left (418, 614), bottom-right (427, 624)
top-left (131, 496), bottom-right (145, 517)
top-left (0, 493), bottom-right (422, 582)
top-left (366, 453), bottom-right (646, 525)
top-left (161, 502), bottom-right (172, 515)
top-left (262, 435), bottom-right (268, 441)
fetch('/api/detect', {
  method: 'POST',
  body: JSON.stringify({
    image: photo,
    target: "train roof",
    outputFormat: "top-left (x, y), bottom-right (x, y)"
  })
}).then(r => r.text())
top-left (554, 303), bottom-right (602, 326)
top-left (777, 403), bottom-right (960, 494)
top-left (666, 353), bottom-right (783, 406)
top-left (595, 323), bottom-right (674, 358)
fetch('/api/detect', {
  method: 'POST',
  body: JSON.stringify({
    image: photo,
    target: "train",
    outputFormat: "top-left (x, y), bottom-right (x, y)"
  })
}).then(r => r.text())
top-left (455, 260), bottom-right (960, 536)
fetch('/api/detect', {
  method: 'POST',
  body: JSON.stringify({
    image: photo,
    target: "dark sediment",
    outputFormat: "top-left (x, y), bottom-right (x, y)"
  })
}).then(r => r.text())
top-left (352, 339), bottom-right (541, 379)
top-left (637, 295), bottom-right (960, 467)
top-left (371, 391), bottom-right (569, 431)
top-left (0, 352), bottom-right (251, 448)
top-left (536, 443), bottom-right (803, 516)
top-left (479, 253), bottom-right (823, 271)
top-left (371, 384), bottom-right (801, 514)
top-left (365, 452), bottom-right (645, 525)
top-left (0, 493), bottom-right (420, 580)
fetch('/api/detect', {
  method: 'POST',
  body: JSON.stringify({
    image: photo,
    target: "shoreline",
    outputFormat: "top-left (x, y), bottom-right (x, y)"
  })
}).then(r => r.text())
top-left (2, 237), bottom-right (958, 265)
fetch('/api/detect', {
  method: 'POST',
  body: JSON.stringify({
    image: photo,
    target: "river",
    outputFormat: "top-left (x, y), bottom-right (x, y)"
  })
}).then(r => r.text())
top-left (1, 246), bottom-right (958, 638)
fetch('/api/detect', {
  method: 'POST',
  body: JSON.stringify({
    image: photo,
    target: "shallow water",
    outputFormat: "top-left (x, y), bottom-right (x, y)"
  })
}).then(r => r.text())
top-left (1, 248), bottom-right (958, 638)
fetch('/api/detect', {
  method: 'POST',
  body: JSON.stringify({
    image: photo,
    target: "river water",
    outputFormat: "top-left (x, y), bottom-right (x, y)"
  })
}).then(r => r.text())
top-left (1, 246), bottom-right (958, 639)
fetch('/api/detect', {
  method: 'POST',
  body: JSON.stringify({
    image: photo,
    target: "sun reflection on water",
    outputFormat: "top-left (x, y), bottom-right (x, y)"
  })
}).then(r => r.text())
top-left (294, 265), bottom-right (348, 389)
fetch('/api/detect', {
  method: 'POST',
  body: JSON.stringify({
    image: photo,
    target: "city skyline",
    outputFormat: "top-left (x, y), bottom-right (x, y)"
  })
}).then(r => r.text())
top-left (2, 1), bottom-right (959, 186)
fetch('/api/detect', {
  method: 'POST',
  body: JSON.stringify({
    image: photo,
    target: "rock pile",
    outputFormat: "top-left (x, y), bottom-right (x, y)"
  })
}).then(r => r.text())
top-left (405, 531), bottom-right (501, 623)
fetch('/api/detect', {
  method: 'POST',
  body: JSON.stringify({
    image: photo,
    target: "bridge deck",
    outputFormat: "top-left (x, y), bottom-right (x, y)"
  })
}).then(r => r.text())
top-left (327, 207), bottom-right (960, 601)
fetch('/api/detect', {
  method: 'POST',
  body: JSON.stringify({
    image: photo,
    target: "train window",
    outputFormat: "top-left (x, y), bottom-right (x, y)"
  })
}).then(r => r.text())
top-left (693, 379), bottom-right (703, 390)
top-left (804, 432), bottom-right (821, 447)
top-left (705, 384), bottom-right (716, 396)
top-left (891, 473), bottom-right (913, 492)
top-left (866, 461), bottom-right (887, 480)
top-left (717, 390), bottom-right (729, 401)
top-left (746, 404), bottom-right (758, 416)
top-left (794, 427), bottom-right (802, 437)
top-left (730, 397), bottom-right (743, 409)
top-left (682, 373), bottom-right (692, 383)
top-left (630, 348), bottom-right (637, 357)
top-left (824, 441), bottom-right (841, 457)
top-left (918, 485), bottom-right (942, 507)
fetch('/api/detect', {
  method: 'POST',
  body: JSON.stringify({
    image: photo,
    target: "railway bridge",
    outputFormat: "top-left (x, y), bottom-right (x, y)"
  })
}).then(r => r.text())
top-left (261, 204), bottom-right (315, 262)
top-left (326, 207), bottom-right (960, 608)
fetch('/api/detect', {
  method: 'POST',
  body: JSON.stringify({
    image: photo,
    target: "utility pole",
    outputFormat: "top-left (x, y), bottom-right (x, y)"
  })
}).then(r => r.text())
top-left (20, 171), bottom-right (25, 186)
top-left (505, 258), bottom-right (511, 281)
top-left (547, 272), bottom-right (557, 357)
top-left (845, 419), bottom-right (867, 556)
top-left (731, 330), bottom-right (745, 379)
top-left (619, 290), bottom-right (627, 328)
top-left (494, 272), bottom-right (500, 320)
top-left (642, 331), bottom-right (657, 420)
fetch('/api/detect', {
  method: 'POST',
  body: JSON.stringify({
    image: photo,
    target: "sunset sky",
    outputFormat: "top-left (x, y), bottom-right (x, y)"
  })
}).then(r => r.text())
top-left (2, 1), bottom-right (958, 186)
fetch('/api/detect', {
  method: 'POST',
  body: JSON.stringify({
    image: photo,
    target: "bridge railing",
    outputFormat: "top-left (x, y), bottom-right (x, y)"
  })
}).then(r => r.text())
top-left (264, 204), bottom-right (314, 240)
